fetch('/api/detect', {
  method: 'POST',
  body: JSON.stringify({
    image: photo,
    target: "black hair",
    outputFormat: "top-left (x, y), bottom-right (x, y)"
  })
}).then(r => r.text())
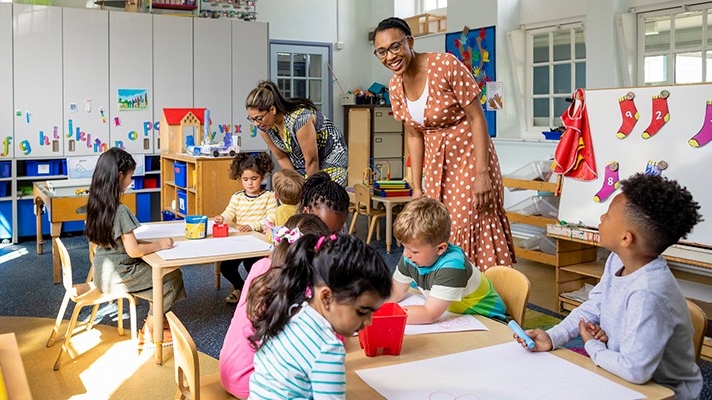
top-left (245, 80), bottom-right (317, 114)
top-left (620, 173), bottom-right (702, 255)
top-left (300, 171), bottom-right (350, 215)
top-left (228, 152), bottom-right (274, 180)
top-left (373, 17), bottom-right (412, 39)
top-left (85, 147), bottom-right (137, 248)
top-left (247, 234), bottom-right (392, 350)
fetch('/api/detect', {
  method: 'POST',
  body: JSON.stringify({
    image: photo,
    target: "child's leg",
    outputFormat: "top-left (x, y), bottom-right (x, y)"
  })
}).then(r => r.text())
top-left (220, 259), bottom-right (244, 303)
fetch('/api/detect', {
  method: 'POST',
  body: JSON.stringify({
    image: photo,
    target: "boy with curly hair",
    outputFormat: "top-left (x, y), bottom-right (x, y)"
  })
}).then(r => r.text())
top-left (516, 173), bottom-right (703, 400)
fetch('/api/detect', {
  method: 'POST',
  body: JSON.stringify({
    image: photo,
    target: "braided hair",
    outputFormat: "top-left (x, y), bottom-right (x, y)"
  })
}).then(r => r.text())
top-left (300, 172), bottom-right (350, 216)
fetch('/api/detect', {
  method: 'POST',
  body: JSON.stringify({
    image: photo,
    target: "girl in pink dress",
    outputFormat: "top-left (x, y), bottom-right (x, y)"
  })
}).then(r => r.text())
top-left (373, 17), bottom-right (515, 271)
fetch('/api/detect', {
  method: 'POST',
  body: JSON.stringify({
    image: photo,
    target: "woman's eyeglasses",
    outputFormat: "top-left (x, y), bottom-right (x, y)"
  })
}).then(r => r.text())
top-left (373, 36), bottom-right (409, 59)
top-left (247, 112), bottom-right (268, 123)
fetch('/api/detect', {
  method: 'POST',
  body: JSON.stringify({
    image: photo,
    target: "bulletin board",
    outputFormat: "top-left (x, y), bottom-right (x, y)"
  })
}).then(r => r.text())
top-left (557, 83), bottom-right (712, 248)
top-left (445, 25), bottom-right (496, 137)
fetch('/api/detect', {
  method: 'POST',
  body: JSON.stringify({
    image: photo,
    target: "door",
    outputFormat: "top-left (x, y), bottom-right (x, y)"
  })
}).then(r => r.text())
top-left (270, 42), bottom-right (332, 119)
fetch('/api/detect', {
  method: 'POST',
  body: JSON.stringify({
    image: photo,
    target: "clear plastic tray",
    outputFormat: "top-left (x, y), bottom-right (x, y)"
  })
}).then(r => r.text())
top-left (505, 160), bottom-right (553, 182)
top-left (506, 195), bottom-right (559, 218)
top-left (521, 233), bottom-right (556, 255)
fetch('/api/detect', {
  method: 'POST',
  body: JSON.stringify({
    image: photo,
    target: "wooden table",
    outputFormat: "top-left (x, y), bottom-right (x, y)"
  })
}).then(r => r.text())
top-left (370, 195), bottom-right (412, 253)
top-left (0, 333), bottom-right (32, 400)
top-left (33, 182), bottom-right (136, 284)
top-left (141, 225), bottom-right (270, 365)
top-left (344, 316), bottom-right (674, 399)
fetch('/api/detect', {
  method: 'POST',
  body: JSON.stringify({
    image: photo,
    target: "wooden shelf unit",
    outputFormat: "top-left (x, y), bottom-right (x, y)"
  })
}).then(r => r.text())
top-left (160, 153), bottom-right (242, 219)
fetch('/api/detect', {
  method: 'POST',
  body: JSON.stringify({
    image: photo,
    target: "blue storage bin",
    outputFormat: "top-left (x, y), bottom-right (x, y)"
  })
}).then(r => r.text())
top-left (177, 189), bottom-right (188, 215)
top-left (174, 161), bottom-right (187, 188)
top-left (0, 161), bottom-right (10, 178)
top-left (0, 181), bottom-right (8, 197)
top-left (145, 156), bottom-right (154, 171)
top-left (131, 176), bottom-right (144, 190)
top-left (0, 201), bottom-right (11, 240)
top-left (26, 160), bottom-right (60, 176)
top-left (60, 159), bottom-right (67, 175)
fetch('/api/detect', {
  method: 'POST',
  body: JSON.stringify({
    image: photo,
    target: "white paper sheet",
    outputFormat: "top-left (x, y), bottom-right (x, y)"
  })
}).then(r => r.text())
top-left (134, 221), bottom-right (236, 240)
top-left (155, 235), bottom-right (270, 260)
top-left (398, 293), bottom-right (488, 335)
top-left (356, 342), bottom-right (645, 400)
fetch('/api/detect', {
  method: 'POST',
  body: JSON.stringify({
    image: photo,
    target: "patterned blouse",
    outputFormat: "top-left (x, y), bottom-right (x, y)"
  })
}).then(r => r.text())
top-left (264, 107), bottom-right (348, 185)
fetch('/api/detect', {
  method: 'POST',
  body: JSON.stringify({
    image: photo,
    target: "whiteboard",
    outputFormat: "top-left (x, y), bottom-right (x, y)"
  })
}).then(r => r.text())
top-left (558, 84), bottom-right (712, 247)
top-left (63, 8), bottom-right (110, 156)
top-left (194, 18), bottom-right (232, 145)
top-left (0, 4), bottom-right (12, 159)
top-left (153, 14), bottom-right (194, 152)
top-left (109, 12), bottom-right (153, 154)
top-left (232, 20), bottom-right (269, 151)
top-left (13, 4), bottom-right (63, 158)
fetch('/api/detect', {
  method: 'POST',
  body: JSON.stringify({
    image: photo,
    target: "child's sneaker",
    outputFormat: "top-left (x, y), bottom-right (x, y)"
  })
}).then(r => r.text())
top-left (225, 290), bottom-right (240, 304)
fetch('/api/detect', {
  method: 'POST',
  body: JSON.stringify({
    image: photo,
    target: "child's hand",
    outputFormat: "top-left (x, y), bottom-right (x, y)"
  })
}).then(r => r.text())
top-left (514, 328), bottom-right (553, 352)
top-left (238, 224), bottom-right (253, 232)
top-left (214, 215), bottom-right (224, 224)
top-left (157, 237), bottom-right (174, 250)
top-left (579, 319), bottom-right (608, 344)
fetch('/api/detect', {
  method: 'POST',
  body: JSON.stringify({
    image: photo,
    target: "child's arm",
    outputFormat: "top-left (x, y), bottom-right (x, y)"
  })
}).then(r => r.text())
top-left (387, 279), bottom-right (410, 303)
top-left (122, 231), bottom-right (173, 258)
top-left (402, 296), bottom-right (452, 325)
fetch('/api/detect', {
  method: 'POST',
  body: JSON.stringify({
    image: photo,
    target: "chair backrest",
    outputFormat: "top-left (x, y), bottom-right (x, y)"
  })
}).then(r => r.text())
top-left (484, 266), bottom-right (531, 326)
top-left (86, 242), bottom-right (98, 283)
top-left (54, 238), bottom-right (75, 292)
top-left (686, 299), bottom-right (708, 363)
top-left (354, 183), bottom-right (373, 213)
top-left (166, 311), bottom-right (201, 400)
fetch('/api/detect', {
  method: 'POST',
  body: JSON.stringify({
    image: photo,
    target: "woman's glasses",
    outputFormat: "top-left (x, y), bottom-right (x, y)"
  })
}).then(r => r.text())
top-left (373, 36), bottom-right (409, 59)
top-left (247, 111), bottom-right (268, 123)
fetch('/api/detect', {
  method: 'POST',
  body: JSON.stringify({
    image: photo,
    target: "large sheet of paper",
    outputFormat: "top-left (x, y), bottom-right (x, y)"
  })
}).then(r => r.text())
top-left (399, 293), bottom-right (488, 335)
top-left (356, 342), bottom-right (645, 400)
top-left (134, 221), bottom-right (236, 240)
top-left (155, 235), bottom-right (270, 260)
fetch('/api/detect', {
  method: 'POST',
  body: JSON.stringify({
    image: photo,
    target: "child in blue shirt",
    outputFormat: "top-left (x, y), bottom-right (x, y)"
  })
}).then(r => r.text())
top-left (387, 197), bottom-right (507, 324)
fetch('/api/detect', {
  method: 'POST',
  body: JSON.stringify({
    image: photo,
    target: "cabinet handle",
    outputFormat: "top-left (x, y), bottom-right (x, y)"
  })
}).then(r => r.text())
top-left (375, 138), bottom-right (382, 143)
top-left (375, 112), bottom-right (383, 117)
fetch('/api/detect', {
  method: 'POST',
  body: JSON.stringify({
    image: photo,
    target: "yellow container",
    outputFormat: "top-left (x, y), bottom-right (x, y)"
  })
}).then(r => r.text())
top-left (185, 215), bottom-right (207, 239)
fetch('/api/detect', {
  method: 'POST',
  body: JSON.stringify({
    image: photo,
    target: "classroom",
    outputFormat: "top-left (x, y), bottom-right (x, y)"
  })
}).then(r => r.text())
top-left (0, 0), bottom-right (710, 399)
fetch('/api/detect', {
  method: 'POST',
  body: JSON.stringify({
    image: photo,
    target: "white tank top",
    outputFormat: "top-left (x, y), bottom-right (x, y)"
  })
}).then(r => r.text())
top-left (406, 79), bottom-right (429, 125)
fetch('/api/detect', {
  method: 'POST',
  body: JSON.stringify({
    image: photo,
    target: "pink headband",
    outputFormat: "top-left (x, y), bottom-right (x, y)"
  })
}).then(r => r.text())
top-left (273, 226), bottom-right (302, 245)
top-left (315, 233), bottom-right (338, 250)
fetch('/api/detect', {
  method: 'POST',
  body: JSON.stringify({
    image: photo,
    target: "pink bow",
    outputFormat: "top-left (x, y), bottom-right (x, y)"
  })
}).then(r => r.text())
top-left (273, 226), bottom-right (302, 245)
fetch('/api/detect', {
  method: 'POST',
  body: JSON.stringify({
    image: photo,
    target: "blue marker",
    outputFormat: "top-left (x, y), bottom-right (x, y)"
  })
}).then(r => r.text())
top-left (508, 320), bottom-right (535, 349)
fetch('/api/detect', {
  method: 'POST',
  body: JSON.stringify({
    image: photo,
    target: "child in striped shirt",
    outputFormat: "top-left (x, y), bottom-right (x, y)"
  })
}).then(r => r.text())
top-left (247, 234), bottom-right (392, 399)
top-left (215, 152), bottom-right (277, 303)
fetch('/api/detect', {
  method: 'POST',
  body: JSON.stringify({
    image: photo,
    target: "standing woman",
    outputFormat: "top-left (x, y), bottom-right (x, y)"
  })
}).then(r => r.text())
top-left (245, 80), bottom-right (348, 186)
top-left (373, 17), bottom-right (515, 271)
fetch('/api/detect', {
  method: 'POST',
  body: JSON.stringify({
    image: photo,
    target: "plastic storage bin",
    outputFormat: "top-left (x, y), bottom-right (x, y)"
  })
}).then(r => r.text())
top-left (144, 176), bottom-right (158, 189)
top-left (26, 160), bottom-right (60, 176)
top-left (0, 161), bottom-right (10, 178)
top-left (174, 161), bottom-right (187, 188)
top-left (521, 233), bottom-right (557, 255)
top-left (506, 195), bottom-right (559, 218)
top-left (0, 181), bottom-right (8, 197)
top-left (358, 302), bottom-right (407, 357)
top-left (177, 189), bottom-right (188, 215)
top-left (505, 160), bottom-right (553, 182)
top-left (131, 176), bottom-right (144, 190)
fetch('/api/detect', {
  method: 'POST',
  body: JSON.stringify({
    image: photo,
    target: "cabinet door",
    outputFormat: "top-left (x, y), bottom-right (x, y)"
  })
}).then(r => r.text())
top-left (194, 18), bottom-right (232, 145)
top-left (109, 12), bottom-right (153, 154)
top-left (373, 107), bottom-right (402, 132)
top-left (232, 20), bottom-right (268, 152)
top-left (13, 4), bottom-right (63, 158)
top-left (63, 8), bottom-right (110, 156)
top-left (153, 14), bottom-right (193, 152)
top-left (0, 4), bottom-right (11, 159)
top-left (347, 108), bottom-right (370, 187)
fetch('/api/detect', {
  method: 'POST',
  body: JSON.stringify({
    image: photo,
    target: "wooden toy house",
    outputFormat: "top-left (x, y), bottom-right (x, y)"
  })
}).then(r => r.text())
top-left (159, 108), bottom-right (207, 154)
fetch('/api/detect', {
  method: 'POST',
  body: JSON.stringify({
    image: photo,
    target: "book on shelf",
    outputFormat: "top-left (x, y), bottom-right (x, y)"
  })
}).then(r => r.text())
top-left (373, 180), bottom-right (410, 189)
top-left (372, 188), bottom-right (413, 197)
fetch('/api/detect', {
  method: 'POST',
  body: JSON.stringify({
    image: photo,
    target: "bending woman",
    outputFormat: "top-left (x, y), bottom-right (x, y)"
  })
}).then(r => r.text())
top-left (245, 80), bottom-right (348, 185)
top-left (373, 17), bottom-right (515, 271)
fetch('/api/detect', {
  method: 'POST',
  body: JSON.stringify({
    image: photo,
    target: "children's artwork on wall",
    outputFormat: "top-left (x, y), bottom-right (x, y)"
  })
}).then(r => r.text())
top-left (445, 26), bottom-right (496, 137)
top-left (117, 88), bottom-right (148, 111)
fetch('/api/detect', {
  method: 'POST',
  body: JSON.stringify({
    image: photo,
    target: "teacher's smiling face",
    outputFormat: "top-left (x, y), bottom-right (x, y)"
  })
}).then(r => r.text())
top-left (247, 106), bottom-right (275, 131)
top-left (373, 28), bottom-right (413, 76)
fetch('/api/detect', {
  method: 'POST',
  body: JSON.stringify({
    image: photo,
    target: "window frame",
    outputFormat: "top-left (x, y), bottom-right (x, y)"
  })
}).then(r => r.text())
top-left (524, 22), bottom-right (586, 138)
top-left (419, 0), bottom-right (447, 14)
top-left (636, 4), bottom-right (711, 86)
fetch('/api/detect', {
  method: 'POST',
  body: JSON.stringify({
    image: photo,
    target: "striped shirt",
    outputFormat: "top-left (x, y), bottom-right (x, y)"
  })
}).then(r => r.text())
top-left (220, 190), bottom-right (277, 232)
top-left (249, 304), bottom-right (346, 399)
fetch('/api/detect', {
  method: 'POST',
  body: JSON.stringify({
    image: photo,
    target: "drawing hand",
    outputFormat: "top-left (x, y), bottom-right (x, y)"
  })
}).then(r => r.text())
top-left (514, 328), bottom-right (552, 352)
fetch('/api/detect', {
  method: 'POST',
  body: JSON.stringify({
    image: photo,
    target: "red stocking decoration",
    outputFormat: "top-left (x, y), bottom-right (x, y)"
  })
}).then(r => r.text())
top-left (616, 92), bottom-right (639, 139)
top-left (642, 90), bottom-right (670, 139)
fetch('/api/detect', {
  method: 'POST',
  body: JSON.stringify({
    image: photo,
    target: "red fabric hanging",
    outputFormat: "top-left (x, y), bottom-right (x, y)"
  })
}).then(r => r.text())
top-left (553, 88), bottom-right (598, 181)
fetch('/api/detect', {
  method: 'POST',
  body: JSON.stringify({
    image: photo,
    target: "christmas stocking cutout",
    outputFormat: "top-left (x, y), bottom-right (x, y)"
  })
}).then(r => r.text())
top-left (616, 92), bottom-right (639, 139)
top-left (642, 90), bottom-right (670, 139)
top-left (593, 161), bottom-right (620, 203)
top-left (689, 101), bottom-right (712, 148)
top-left (644, 160), bottom-right (668, 176)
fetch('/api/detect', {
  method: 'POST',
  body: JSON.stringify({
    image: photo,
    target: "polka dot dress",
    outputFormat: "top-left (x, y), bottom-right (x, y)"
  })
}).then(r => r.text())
top-left (388, 52), bottom-right (516, 271)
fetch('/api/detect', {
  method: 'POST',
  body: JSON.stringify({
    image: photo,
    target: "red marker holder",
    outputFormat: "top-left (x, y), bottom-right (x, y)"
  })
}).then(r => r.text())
top-left (212, 223), bottom-right (229, 238)
top-left (358, 302), bottom-right (407, 357)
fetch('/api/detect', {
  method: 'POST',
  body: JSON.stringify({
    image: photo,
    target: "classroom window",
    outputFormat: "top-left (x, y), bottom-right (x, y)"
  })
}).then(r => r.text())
top-left (526, 23), bottom-right (586, 129)
top-left (420, 0), bottom-right (446, 13)
top-left (638, 5), bottom-right (711, 85)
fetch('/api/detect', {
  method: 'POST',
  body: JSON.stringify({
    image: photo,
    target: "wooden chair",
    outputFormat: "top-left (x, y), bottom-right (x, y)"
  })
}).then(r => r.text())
top-left (47, 238), bottom-right (138, 371)
top-left (686, 299), bottom-right (708, 363)
top-left (348, 183), bottom-right (386, 244)
top-left (165, 311), bottom-right (238, 400)
top-left (484, 266), bottom-right (531, 326)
